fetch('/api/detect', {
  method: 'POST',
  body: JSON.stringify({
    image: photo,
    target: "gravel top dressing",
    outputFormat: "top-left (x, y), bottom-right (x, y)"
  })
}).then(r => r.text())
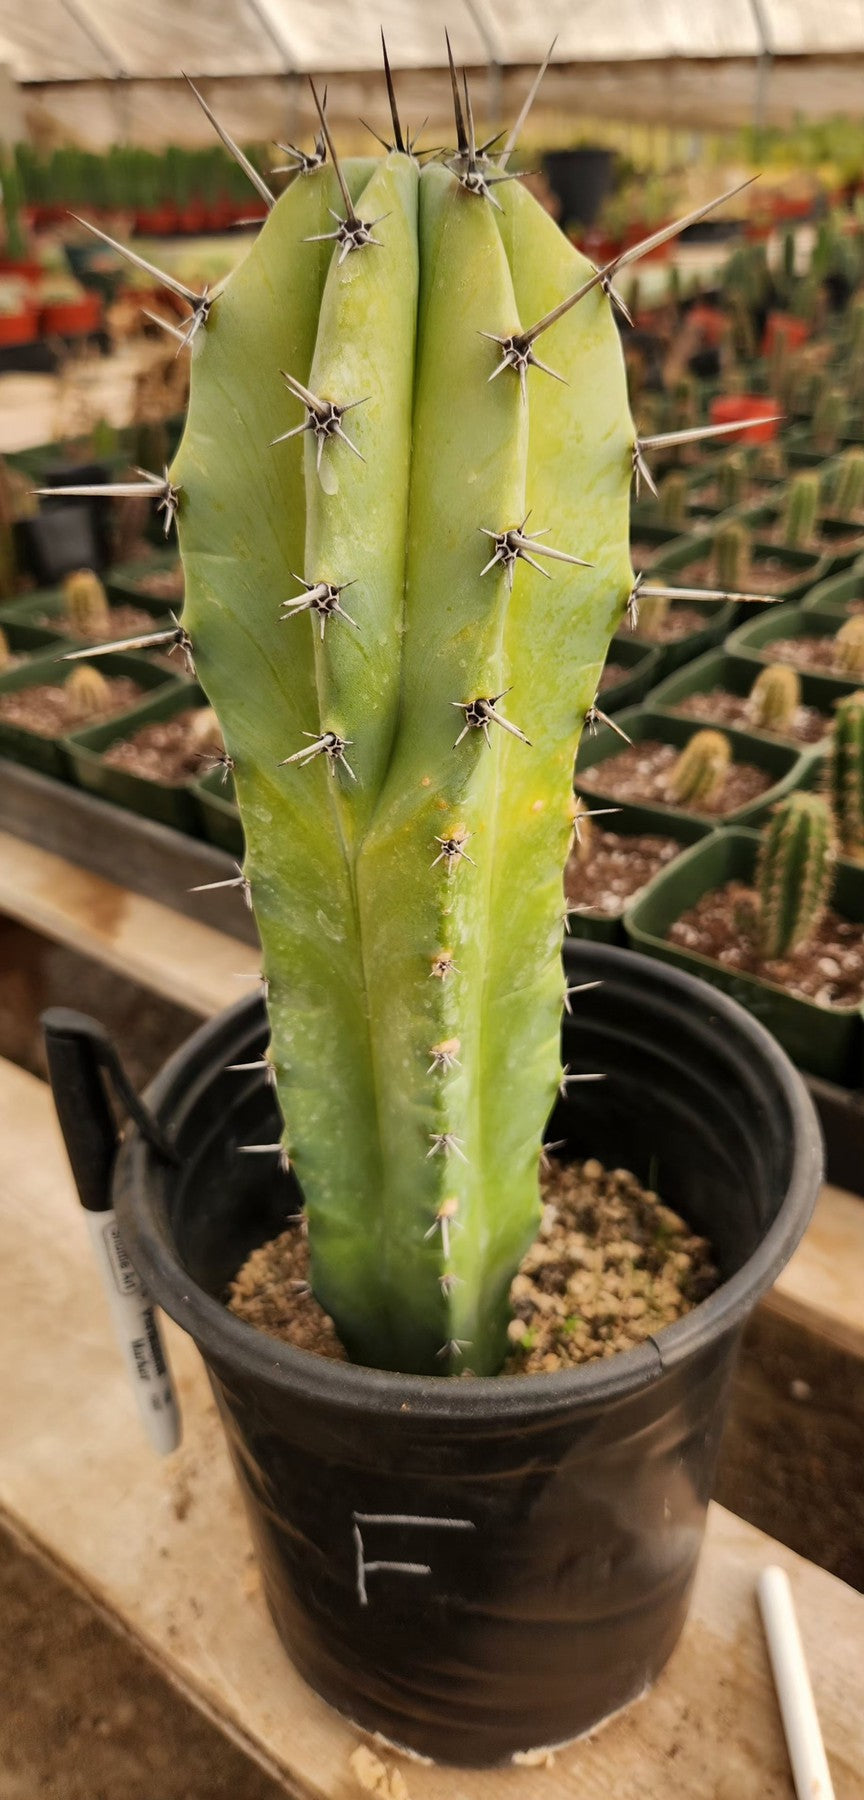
top-left (228, 1157), bottom-right (718, 1376)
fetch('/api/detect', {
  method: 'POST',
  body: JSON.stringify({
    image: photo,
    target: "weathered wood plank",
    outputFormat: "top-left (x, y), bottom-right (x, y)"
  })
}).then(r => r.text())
top-left (0, 832), bottom-right (258, 1015)
top-left (0, 1056), bottom-right (861, 1799)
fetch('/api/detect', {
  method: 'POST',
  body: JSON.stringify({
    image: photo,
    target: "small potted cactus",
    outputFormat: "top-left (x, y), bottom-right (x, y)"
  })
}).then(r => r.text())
top-left (2, 565), bottom-right (176, 649)
top-left (575, 707), bottom-right (807, 828)
top-left (730, 600), bottom-right (864, 683)
top-left (649, 649), bottom-right (856, 747)
top-left (741, 463), bottom-right (864, 575)
top-left (628, 787), bottom-right (864, 1084)
top-left (651, 515), bottom-right (827, 612)
top-left (0, 646), bottom-right (174, 778)
top-left (41, 51), bottom-right (821, 1767)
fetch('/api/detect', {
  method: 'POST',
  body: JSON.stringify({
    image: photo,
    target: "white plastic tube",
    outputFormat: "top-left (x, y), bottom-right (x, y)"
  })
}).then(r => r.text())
top-left (757, 1565), bottom-right (835, 1800)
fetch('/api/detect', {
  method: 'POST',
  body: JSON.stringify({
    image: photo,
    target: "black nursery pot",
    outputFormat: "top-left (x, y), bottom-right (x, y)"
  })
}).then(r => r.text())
top-left (113, 944), bottom-right (821, 1767)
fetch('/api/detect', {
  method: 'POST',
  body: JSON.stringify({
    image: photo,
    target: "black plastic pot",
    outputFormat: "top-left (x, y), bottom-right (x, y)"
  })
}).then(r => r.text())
top-left (543, 147), bottom-right (615, 226)
top-left (88, 944), bottom-right (822, 1766)
top-left (19, 503), bottom-right (101, 586)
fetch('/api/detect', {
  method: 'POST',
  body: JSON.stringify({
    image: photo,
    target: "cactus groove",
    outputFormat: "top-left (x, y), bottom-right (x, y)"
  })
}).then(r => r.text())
top-left (173, 141), bottom-right (635, 1373)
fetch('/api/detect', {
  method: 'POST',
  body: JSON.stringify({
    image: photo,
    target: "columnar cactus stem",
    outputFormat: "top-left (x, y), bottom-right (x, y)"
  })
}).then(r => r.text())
top-left (46, 56), bottom-right (747, 1377)
top-left (828, 689), bottom-right (864, 861)
top-left (713, 520), bottom-right (749, 592)
top-left (668, 729), bottom-right (731, 806)
top-left (749, 664), bottom-right (801, 733)
top-left (756, 793), bottom-right (836, 958)
top-left (828, 447), bottom-right (864, 518)
top-left (782, 474), bottom-right (820, 549)
top-left (658, 470), bottom-right (688, 531)
top-left (717, 455), bottom-right (745, 511)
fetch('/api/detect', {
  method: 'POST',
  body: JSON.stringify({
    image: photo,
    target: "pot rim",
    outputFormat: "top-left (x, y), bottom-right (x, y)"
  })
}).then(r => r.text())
top-left (115, 945), bottom-right (823, 1424)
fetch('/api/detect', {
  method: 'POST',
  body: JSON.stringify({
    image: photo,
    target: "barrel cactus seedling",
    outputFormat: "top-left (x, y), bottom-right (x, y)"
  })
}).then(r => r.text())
top-left (756, 793), bottom-right (836, 958)
top-left (834, 617), bottom-right (864, 677)
top-left (63, 568), bottom-right (111, 638)
top-left (749, 663), bottom-right (801, 734)
top-left (828, 689), bottom-right (864, 861)
top-left (65, 664), bottom-right (112, 722)
top-left (668, 729), bottom-right (731, 807)
top-left (43, 47), bottom-right (760, 1377)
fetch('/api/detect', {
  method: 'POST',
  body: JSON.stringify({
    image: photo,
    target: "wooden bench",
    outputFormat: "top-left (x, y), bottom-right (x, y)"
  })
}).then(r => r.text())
top-left (0, 1053), bottom-right (862, 1798)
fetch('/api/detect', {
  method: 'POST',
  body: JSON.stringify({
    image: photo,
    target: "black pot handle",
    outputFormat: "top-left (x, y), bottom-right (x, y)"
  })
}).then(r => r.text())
top-left (42, 1008), bottom-right (179, 1212)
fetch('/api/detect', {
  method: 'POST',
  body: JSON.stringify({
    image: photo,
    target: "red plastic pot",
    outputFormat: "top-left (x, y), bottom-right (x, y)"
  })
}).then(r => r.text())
top-left (623, 219), bottom-right (671, 261)
top-left (0, 259), bottom-right (42, 284)
top-left (763, 312), bottom-right (809, 356)
top-left (0, 303), bottom-right (38, 346)
top-left (575, 228), bottom-right (620, 264)
top-left (709, 393), bottom-right (780, 444)
top-left (688, 303), bottom-right (727, 348)
top-left (40, 293), bottom-right (103, 336)
top-left (134, 206), bottom-right (177, 236)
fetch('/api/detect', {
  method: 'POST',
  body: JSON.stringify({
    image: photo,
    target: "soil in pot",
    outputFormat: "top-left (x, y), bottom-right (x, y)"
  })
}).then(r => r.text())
top-left (670, 687), bottom-right (829, 745)
top-left (102, 708), bottom-right (220, 784)
top-left (36, 600), bottom-right (162, 643)
top-left (631, 603), bottom-right (709, 645)
top-left (598, 659), bottom-right (627, 692)
top-left (0, 673), bottom-right (145, 736)
top-left (668, 547), bottom-right (808, 596)
top-left (565, 825), bottom-right (683, 916)
top-left (768, 630), bottom-right (864, 676)
top-left (579, 740), bottom-right (773, 816)
top-left (228, 1156), bottom-right (719, 1375)
top-left (121, 565), bottom-right (184, 604)
top-left (669, 881), bottom-right (864, 1007)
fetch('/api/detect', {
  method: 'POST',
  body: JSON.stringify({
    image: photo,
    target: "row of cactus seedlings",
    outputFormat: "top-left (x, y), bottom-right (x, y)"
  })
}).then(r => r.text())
top-left (38, 44), bottom-right (790, 1376)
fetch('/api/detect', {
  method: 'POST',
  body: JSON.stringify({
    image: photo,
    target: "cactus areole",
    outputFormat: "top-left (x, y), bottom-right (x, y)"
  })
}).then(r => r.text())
top-left (172, 145), bottom-right (635, 1377)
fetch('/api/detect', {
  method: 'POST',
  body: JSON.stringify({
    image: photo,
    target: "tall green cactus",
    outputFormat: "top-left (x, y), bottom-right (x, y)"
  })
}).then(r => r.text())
top-left (171, 106), bottom-right (636, 1377)
top-left (658, 470), bottom-right (688, 532)
top-left (829, 689), bottom-right (864, 861)
top-left (757, 793), bottom-right (835, 958)
top-left (48, 57), bottom-right (751, 1377)
top-left (835, 617), bottom-right (864, 676)
top-left (828, 447), bottom-right (864, 518)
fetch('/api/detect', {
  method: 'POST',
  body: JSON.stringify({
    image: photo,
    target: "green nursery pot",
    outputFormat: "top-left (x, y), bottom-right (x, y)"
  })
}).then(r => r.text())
top-left (736, 505), bottom-right (864, 580)
top-left (727, 602), bottom-right (863, 696)
top-left (598, 636), bottom-right (660, 712)
top-left (800, 556), bottom-right (864, 618)
top-left (66, 683), bottom-right (213, 833)
top-left (650, 531), bottom-right (827, 609)
top-left (196, 765), bottom-right (244, 857)
top-left (0, 650), bottom-right (177, 781)
top-left (622, 595), bottom-right (736, 680)
top-left (575, 705), bottom-right (807, 830)
top-left (105, 551), bottom-right (184, 609)
top-left (566, 801), bottom-right (714, 945)
top-left (0, 583), bottom-right (174, 645)
top-left (626, 828), bottom-right (864, 1085)
top-left (0, 618), bottom-right (68, 661)
top-left (648, 648), bottom-right (860, 745)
